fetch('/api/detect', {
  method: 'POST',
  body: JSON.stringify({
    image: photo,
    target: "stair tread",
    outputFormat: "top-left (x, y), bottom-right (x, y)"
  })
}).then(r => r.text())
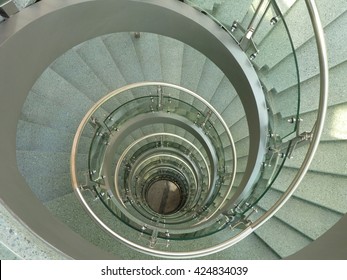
top-left (180, 44), bottom-right (206, 104)
top-left (258, 188), bottom-right (343, 239)
top-left (50, 48), bottom-right (110, 101)
top-left (274, 61), bottom-right (347, 117)
top-left (256, 0), bottom-right (347, 69)
top-left (199, 233), bottom-right (280, 260)
top-left (285, 140), bottom-right (347, 176)
top-left (234, 136), bottom-right (250, 158)
top-left (272, 166), bottom-right (347, 214)
top-left (159, 36), bottom-right (184, 86)
top-left (16, 150), bottom-right (88, 180)
top-left (16, 120), bottom-right (90, 153)
top-left (45, 192), bottom-right (156, 259)
top-left (236, 155), bottom-right (248, 173)
top-left (195, 59), bottom-right (225, 104)
top-left (23, 173), bottom-right (73, 203)
top-left (45, 192), bottom-right (279, 259)
top-left (22, 68), bottom-right (108, 135)
top-left (276, 102), bottom-right (347, 142)
top-left (255, 212), bottom-right (312, 258)
top-left (225, 116), bottom-right (249, 144)
top-left (103, 33), bottom-right (145, 84)
top-left (131, 32), bottom-right (162, 81)
top-left (210, 76), bottom-right (237, 117)
top-left (221, 96), bottom-right (246, 127)
top-left (75, 36), bottom-right (127, 92)
top-left (263, 9), bottom-right (347, 93)
top-left (188, 0), bottom-right (219, 12)
top-left (233, 172), bottom-right (245, 188)
top-left (214, 0), bottom-right (255, 26)
top-left (250, 0), bottom-right (279, 45)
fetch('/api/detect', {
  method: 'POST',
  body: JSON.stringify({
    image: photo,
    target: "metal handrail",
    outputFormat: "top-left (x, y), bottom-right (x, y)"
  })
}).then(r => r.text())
top-left (167, 0), bottom-right (327, 258)
top-left (251, 0), bottom-right (328, 230)
top-left (71, 81), bottom-right (238, 258)
top-left (0, 0), bottom-right (328, 260)
top-left (69, 1), bottom-right (327, 259)
top-left (114, 132), bottom-right (209, 203)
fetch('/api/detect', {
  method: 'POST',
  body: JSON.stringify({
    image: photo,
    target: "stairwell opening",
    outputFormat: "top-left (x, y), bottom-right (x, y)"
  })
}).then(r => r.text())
top-left (145, 179), bottom-right (183, 215)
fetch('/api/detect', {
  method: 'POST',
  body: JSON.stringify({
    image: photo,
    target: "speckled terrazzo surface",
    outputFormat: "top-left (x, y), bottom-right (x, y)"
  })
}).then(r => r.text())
top-left (0, 203), bottom-right (68, 260)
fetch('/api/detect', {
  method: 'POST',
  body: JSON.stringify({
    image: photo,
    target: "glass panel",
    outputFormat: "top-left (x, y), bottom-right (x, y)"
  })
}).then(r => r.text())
top-left (254, 0), bottom-right (300, 140)
top-left (184, 0), bottom-right (300, 139)
top-left (180, 0), bottom-right (301, 224)
top-left (229, 0), bottom-right (300, 218)
top-left (234, 139), bottom-right (293, 217)
top-left (73, 0), bottom-right (303, 249)
top-left (74, 82), bottom-right (238, 241)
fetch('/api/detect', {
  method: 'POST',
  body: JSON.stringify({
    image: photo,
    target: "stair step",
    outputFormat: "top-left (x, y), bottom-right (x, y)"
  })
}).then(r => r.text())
top-left (103, 33), bottom-right (145, 84)
top-left (74, 36), bottom-right (130, 107)
top-left (272, 167), bottom-right (347, 214)
top-left (210, 76), bottom-right (237, 120)
top-left (194, 59), bottom-right (225, 104)
top-left (263, 10), bottom-right (347, 93)
top-left (151, 225), bottom-right (279, 260)
top-left (234, 136), bottom-right (250, 158)
top-left (287, 0), bottom-right (347, 48)
top-left (200, 233), bottom-right (280, 260)
top-left (240, 0), bottom-right (261, 30)
top-left (101, 32), bottom-right (152, 109)
top-left (214, 0), bottom-right (255, 27)
top-left (180, 44), bottom-right (207, 104)
top-left (131, 32), bottom-right (162, 82)
top-left (17, 150), bottom-right (88, 181)
top-left (256, 0), bottom-right (347, 69)
top-left (233, 172), bottom-right (244, 188)
top-left (16, 120), bottom-right (90, 154)
top-left (257, 188), bottom-right (343, 240)
top-left (44, 192), bottom-right (156, 259)
top-left (276, 102), bottom-right (347, 142)
top-left (20, 91), bottom-right (97, 139)
top-left (274, 61), bottom-right (347, 117)
top-left (188, 0), bottom-right (220, 12)
top-left (22, 68), bottom-right (108, 135)
top-left (158, 36), bottom-right (184, 86)
top-left (75, 33), bottom-right (141, 112)
top-left (250, 0), bottom-right (278, 45)
top-left (254, 211), bottom-right (312, 258)
top-left (236, 155), bottom-right (248, 173)
top-left (221, 116), bottom-right (249, 144)
top-left (22, 173), bottom-right (74, 203)
top-left (50, 48), bottom-right (110, 102)
top-left (221, 96), bottom-right (246, 128)
top-left (285, 140), bottom-right (347, 176)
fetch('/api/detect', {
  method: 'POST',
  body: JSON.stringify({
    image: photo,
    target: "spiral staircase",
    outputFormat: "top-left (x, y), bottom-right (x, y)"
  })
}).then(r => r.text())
top-left (0, 0), bottom-right (346, 259)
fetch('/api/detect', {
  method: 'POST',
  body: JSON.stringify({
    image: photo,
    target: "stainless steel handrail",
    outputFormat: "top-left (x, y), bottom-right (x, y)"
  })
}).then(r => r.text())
top-left (0, 0), bottom-right (327, 260)
top-left (114, 132), bottom-right (208, 203)
top-left (70, 0), bottom-right (328, 258)
top-left (71, 81), bottom-right (238, 258)
top-left (176, 0), bottom-right (328, 258)
top-left (251, 0), bottom-right (328, 230)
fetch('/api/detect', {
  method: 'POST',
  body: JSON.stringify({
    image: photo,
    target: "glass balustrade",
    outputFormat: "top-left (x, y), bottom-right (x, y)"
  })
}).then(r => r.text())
top-left (183, 0), bottom-right (300, 227)
top-left (70, 0), bottom-right (328, 259)
top-left (72, 82), bottom-right (238, 245)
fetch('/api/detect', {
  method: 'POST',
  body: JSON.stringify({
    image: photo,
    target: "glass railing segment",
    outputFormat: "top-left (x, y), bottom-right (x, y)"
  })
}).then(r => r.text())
top-left (182, 0), bottom-right (301, 227)
top-left (72, 82), bottom-right (238, 245)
